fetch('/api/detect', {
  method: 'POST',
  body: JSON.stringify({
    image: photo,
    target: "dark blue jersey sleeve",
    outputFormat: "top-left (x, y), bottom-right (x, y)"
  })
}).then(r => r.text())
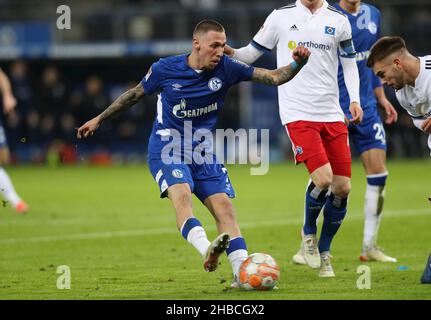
top-left (371, 8), bottom-right (382, 89)
top-left (372, 72), bottom-right (382, 89)
top-left (224, 56), bottom-right (255, 86)
top-left (140, 61), bottom-right (164, 95)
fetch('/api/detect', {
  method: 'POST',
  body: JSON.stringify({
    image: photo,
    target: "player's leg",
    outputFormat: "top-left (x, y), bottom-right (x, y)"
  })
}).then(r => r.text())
top-left (359, 148), bottom-right (396, 262)
top-left (148, 159), bottom-right (227, 272)
top-left (420, 253), bottom-right (431, 284)
top-left (352, 111), bottom-right (396, 262)
top-left (318, 174), bottom-right (350, 277)
top-left (203, 193), bottom-right (247, 286)
top-left (193, 163), bottom-right (247, 285)
top-left (0, 140), bottom-right (28, 213)
top-left (317, 122), bottom-right (352, 277)
top-left (167, 183), bottom-right (229, 272)
top-left (286, 121), bottom-right (331, 269)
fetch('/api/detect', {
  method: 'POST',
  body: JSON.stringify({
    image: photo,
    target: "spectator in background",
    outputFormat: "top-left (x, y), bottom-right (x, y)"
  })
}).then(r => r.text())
top-left (37, 66), bottom-right (70, 118)
top-left (9, 60), bottom-right (33, 120)
top-left (36, 65), bottom-right (70, 149)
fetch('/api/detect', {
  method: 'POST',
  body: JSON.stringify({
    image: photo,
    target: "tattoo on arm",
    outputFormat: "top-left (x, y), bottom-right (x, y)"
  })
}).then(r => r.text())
top-left (251, 64), bottom-right (297, 86)
top-left (99, 83), bottom-right (145, 122)
top-left (251, 68), bottom-right (279, 86)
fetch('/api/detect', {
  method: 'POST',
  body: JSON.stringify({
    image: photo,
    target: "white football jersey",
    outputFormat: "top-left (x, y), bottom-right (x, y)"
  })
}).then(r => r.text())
top-left (253, 0), bottom-right (353, 124)
top-left (395, 55), bottom-right (431, 153)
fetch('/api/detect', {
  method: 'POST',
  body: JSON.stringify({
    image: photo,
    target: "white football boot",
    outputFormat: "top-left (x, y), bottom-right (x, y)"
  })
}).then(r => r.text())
top-left (303, 234), bottom-right (321, 269)
top-left (292, 241), bottom-right (307, 265)
top-left (203, 233), bottom-right (230, 272)
top-left (359, 246), bottom-right (397, 263)
top-left (319, 252), bottom-right (335, 278)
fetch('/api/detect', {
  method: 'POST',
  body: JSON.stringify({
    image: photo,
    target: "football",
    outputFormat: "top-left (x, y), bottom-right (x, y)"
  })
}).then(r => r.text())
top-left (238, 253), bottom-right (280, 291)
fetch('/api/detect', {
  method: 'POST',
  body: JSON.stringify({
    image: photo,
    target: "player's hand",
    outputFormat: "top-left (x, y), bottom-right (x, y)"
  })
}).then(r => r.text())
top-left (380, 98), bottom-right (398, 124)
top-left (77, 116), bottom-right (101, 139)
top-left (292, 46), bottom-right (311, 67)
top-left (349, 102), bottom-right (363, 125)
top-left (3, 94), bottom-right (17, 114)
top-left (224, 45), bottom-right (234, 57)
top-left (343, 115), bottom-right (350, 126)
top-left (421, 117), bottom-right (431, 134)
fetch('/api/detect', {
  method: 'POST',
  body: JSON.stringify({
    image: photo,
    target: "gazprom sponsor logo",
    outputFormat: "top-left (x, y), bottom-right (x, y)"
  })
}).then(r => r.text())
top-left (288, 40), bottom-right (331, 51)
top-left (172, 98), bottom-right (218, 119)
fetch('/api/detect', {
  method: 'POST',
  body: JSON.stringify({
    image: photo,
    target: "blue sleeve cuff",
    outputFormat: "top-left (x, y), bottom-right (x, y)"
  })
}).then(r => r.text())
top-left (251, 40), bottom-right (271, 53)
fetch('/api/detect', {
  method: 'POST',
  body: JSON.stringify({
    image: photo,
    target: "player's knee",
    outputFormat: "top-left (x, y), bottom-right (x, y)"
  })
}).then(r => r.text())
top-left (311, 164), bottom-right (333, 190)
top-left (332, 181), bottom-right (351, 198)
top-left (313, 175), bottom-right (332, 190)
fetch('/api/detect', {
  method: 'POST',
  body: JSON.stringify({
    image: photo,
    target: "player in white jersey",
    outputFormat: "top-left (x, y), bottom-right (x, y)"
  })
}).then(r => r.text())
top-left (367, 36), bottom-right (431, 155)
top-left (225, 0), bottom-right (363, 277)
top-left (0, 68), bottom-right (28, 214)
top-left (367, 36), bottom-right (431, 284)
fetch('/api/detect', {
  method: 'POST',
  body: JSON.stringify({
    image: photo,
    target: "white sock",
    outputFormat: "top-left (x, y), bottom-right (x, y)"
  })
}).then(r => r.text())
top-left (363, 184), bottom-right (385, 252)
top-left (228, 249), bottom-right (248, 281)
top-left (0, 167), bottom-right (21, 207)
top-left (186, 226), bottom-right (211, 257)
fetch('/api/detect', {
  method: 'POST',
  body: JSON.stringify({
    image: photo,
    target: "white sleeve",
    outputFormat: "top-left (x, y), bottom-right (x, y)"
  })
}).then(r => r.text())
top-left (337, 15), bottom-right (353, 43)
top-left (233, 43), bottom-right (264, 65)
top-left (340, 56), bottom-right (360, 104)
top-left (252, 10), bottom-right (279, 52)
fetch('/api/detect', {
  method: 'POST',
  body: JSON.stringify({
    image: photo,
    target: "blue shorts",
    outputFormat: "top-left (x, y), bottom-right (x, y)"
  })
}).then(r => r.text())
top-left (147, 154), bottom-right (235, 203)
top-left (348, 106), bottom-right (387, 155)
top-left (0, 126), bottom-right (7, 148)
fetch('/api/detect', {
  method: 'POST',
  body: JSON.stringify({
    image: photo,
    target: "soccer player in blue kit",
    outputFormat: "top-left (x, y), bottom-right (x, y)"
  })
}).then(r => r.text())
top-left (335, 0), bottom-right (398, 262)
top-left (77, 20), bottom-right (310, 285)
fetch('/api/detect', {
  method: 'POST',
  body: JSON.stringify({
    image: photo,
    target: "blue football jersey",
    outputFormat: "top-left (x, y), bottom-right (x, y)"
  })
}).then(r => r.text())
top-left (140, 54), bottom-right (254, 156)
top-left (336, 2), bottom-right (382, 116)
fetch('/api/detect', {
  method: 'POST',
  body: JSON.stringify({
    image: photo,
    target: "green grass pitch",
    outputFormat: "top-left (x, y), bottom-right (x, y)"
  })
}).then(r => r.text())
top-left (0, 160), bottom-right (430, 299)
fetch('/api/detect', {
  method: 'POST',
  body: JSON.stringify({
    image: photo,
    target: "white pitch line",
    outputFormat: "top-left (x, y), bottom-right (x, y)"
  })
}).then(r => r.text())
top-left (0, 208), bottom-right (429, 245)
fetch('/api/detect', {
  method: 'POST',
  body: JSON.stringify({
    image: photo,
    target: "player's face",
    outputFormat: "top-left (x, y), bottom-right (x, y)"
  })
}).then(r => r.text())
top-left (340, 0), bottom-right (360, 5)
top-left (301, 0), bottom-right (323, 8)
top-left (373, 58), bottom-right (405, 90)
top-left (196, 31), bottom-right (226, 70)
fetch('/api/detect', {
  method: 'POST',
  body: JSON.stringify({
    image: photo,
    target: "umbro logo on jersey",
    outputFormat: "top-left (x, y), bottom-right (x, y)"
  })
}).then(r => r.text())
top-left (290, 24), bottom-right (299, 31)
top-left (172, 83), bottom-right (182, 91)
top-left (425, 60), bottom-right (431, 70)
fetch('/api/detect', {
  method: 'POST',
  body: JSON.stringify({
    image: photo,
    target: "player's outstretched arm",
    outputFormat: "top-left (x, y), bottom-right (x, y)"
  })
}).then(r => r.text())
top-left (77, 83), bottom-right (145, 139)
top-left (224, 44), bottom-right (264, 65)
top-left (0, 69), bottom-right (17, 114)
top-left (250, 46), bottom-right (310, 86)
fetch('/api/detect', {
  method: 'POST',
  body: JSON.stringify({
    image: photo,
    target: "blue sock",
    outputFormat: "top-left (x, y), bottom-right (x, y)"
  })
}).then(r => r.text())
top-left (303, 182), bottom-right (328, 235)
top-left (226, 237), bottom-right (248, 280)
top-left (180, 217), bottom-right (211, 256)
top-left (366, 173), bottom-right (388, 187)
top-left (180, 217), bottom-right (202, 240)
top-left (318, 193), bottom-right (348, 253)
top-left (226, 237), bottom-right (248, 255)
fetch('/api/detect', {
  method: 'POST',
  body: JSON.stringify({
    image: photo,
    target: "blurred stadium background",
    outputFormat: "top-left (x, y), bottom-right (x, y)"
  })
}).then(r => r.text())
top-left (0, 0), bottom-right (430, 165)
